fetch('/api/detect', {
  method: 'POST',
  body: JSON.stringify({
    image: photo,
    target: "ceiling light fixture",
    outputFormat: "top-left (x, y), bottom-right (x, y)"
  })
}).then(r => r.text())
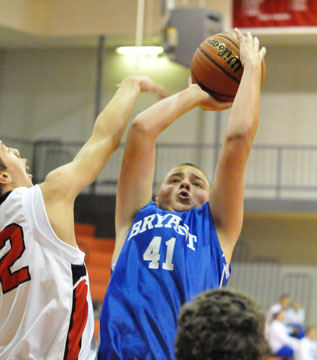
top-left (116, 46), bottom-right (164, 55)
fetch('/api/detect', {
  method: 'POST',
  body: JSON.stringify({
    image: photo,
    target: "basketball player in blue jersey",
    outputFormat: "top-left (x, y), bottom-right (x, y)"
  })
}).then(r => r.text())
top-left (98, 29), bottom-right (266, 360)
top-left (0, 76), bottom-right (166, 360)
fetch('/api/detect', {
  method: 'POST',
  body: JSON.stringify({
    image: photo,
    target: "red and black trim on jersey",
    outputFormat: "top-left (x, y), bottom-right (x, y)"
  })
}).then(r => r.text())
top-left (63, 264), bottom-right (89, 360)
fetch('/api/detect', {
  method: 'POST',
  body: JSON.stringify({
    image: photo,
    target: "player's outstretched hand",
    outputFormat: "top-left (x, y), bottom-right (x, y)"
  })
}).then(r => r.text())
top-left (119, 75), bottom-right (169, 99)
top-left (234, 28), bottom-right (266, 68)
top-left (189, 84), bottom-right (232, 111)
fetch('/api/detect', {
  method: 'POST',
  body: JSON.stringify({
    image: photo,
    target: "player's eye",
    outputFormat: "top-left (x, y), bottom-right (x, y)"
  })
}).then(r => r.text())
top-left (193, 182), bottom-right (202, 188)
top-left (171, 178), bottom-right (180, 183)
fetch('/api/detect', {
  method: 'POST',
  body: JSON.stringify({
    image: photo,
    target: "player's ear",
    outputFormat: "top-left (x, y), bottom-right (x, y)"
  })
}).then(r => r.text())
top-left (0, 170), bottom-right (11, 186)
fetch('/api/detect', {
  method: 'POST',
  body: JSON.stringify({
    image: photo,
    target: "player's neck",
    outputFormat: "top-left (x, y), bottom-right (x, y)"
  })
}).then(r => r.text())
top-left (2, 184), bottom-right (21, 194)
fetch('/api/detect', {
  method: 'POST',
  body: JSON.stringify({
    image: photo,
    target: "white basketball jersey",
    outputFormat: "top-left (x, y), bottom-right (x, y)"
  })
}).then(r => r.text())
top-left (0, 186), bottom-right (96, 360)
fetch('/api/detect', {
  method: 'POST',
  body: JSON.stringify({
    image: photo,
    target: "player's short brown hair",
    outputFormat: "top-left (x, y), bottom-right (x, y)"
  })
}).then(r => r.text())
top-left (178, 163), bottom-right (209, 180)
top-left (175, 288), bottom-right (270, 360)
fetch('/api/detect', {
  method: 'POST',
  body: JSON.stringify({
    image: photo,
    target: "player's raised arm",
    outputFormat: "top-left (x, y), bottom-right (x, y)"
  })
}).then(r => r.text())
top-left (209, 29), bottom-right (266, 264)
top-left (41, 76), bottom-right (166, 197)
top-left (113, 84), bottom-right (231, 262)
top-left (39, 75), bottom-right (166, 245)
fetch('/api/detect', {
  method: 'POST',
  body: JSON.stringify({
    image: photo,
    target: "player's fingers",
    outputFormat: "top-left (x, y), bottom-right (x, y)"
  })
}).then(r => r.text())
top-left (259, 47), bottom-right (266, 61)
top-left (158, 87), bottom-right (169, 98)
top-left (254, 36), bottom-right (259, 51)
top-left (140, 78), bottom-right (168, 98)
top-left (234, 28), bottom-right (244, 41)
top-left (234, 28), bottom-right (243, 38)
top-left (246, 32), bottom-right (252, 46)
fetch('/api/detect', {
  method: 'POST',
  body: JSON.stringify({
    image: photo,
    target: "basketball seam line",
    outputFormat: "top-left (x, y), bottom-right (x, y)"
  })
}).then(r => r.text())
top-left (216, 35), bottom-right (240, 51)
top-left (191, 70), bottom-right (235, 99)
top-left (198, 47), bottom-right (240, 85)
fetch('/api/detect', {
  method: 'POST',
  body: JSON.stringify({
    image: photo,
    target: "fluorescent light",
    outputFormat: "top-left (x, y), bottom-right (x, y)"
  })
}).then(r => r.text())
top-left (116, 46), bottom-right (164, 55)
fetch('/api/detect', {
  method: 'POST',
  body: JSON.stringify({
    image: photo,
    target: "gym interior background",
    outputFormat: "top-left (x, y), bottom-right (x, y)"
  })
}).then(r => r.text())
top-left (0, 0), bottom-right (317, 323)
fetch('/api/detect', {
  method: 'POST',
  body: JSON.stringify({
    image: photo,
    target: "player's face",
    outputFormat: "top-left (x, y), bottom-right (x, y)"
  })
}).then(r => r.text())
top-left (0, 140), bottom-right (33, 189)
top-left (156, 165), bottom-right (210, 212)
top-left (281, 296), bottom-right (290, 309)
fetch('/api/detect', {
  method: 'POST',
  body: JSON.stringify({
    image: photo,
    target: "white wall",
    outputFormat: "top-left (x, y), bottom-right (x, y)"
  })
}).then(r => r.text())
top-left (1, 41), bottom-right (317, 146)
top-left (0, 48), bottom-right (207, 142)
top-left (0, 48), bottom-right (99, 141)
top-left (257, 44), bottom-right (317, 145)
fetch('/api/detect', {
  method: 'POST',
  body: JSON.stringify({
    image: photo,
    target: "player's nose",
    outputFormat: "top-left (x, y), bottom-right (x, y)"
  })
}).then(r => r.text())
top-left (180, 180), bottom-right (190, 190)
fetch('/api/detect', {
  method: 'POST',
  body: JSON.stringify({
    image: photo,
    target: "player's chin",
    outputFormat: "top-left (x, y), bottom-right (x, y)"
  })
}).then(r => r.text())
top-left (173, 202), bottom-right (193, 212)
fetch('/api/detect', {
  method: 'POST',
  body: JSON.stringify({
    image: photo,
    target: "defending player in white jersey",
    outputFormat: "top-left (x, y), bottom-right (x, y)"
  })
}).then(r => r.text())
top-left (0, 76), bottom-right (166, 359)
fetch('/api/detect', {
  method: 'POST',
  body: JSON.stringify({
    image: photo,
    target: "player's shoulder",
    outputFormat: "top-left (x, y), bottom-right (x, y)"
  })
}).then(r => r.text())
top-left (0, 186), bottom-right (37, 205)
top-left (136, 201), bottom-right (158, 215)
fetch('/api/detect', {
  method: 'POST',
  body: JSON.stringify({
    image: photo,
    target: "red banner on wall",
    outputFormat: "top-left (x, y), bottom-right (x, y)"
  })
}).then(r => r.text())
top-left (233, 0), bottom-right (317, 27)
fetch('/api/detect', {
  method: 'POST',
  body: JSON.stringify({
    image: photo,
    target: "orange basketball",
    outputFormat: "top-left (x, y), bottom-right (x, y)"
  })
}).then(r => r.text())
top-left (191, 32), bottom-right (266, 102)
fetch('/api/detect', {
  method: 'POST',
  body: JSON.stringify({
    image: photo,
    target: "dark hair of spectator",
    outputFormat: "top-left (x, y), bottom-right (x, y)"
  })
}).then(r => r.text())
top-left (175, 288), bottom-right (271, 360)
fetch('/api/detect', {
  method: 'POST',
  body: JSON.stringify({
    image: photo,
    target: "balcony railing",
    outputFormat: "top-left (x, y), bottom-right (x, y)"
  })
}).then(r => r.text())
top-left (3, 136), bottom-right (317, 199)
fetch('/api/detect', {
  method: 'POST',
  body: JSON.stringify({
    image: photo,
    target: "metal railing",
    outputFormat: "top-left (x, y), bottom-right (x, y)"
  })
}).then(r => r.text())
top-left (228, 261), bottom-right (314, 318)
top-left (3, 137), bottom-right (317, 199)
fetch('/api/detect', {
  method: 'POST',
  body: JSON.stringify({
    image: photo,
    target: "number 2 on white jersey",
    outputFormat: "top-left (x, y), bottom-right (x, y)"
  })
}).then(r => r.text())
top-left (0, 224), bottom-right (31, 293)
top-left (143, 236), bottom-right (176, 271)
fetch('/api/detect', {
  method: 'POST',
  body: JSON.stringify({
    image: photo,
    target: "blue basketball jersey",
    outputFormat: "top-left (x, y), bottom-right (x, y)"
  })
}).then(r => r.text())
top-left (98, 201), bottom-right (230, 360)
